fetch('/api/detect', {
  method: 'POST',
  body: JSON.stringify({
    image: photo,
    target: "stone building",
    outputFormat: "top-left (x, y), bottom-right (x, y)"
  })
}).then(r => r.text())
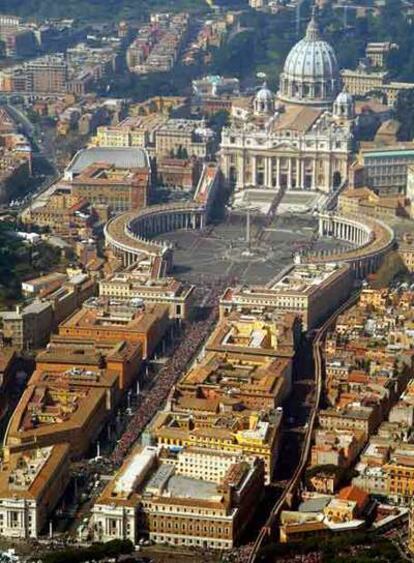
top-left (65, 147), bottom-right (151, 214)
top-left (1, 301), bottom-right (53, 350)
top-left (220, 11), bottom-right (354, 195)
top-left (0, 444), bottom-right (70, 539)
top-left (220, 263), bottom-right (352, 331)
top-left (92, 445), bottom-right (264, 549)
top-left (58, 298), bottom-right (169, 359)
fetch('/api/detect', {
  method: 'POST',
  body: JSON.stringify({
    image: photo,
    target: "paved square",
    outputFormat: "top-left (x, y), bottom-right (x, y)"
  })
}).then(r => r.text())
top-left (155, 213), bottom-right (351, 285)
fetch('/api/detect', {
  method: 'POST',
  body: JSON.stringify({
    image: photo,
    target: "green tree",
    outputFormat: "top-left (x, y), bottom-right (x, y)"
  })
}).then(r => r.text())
top-left (395, 88), bottom-right (414, 141)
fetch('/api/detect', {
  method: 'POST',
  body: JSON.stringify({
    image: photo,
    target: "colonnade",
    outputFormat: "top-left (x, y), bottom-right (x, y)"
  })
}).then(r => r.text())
top-left (249, 155), bottom-right (317, 190)
top-left (314, 213), bottom-right (395, 279)
top-left (131, 209), bottom-right (205, 239)
top-left (104, 204), bottom-right (207, 270)
top-left (279, 77), bottom-right (336, 104)
top-left (318, 215), bottom-right (371, 247)
top-left (225, 152), bottom-right (342, 192)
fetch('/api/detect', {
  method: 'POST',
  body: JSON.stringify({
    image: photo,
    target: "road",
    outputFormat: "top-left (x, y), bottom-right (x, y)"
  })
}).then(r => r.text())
top-left (4, 103), bottom-right (61, 212)
top-left (19, 172), bottom-right (61, 212)
top-left (5, 103), bottom-right (35, 138)
top-left (247, 291), bottom-right (360, 563)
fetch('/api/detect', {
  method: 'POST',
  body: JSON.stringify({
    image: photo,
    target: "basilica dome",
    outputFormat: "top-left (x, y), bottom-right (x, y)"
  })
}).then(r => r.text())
top-left (278, 10), bottom-right (340, 108)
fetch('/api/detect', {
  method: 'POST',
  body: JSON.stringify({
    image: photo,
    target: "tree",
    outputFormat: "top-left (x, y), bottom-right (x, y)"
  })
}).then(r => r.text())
top-left (394, 88), bottom-right (414, 141)
top-left (209, 110), bottom-right (230, 132)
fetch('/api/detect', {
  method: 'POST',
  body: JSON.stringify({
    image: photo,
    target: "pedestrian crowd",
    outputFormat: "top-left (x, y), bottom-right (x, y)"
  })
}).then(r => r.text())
top-left (110, 277), bottom-right (232, 467)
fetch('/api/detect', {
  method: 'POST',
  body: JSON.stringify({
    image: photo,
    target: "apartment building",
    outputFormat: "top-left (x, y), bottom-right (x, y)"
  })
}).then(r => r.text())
top-left (355, 145), bottom-right (414, 195)
top-left (147, 409), bottom-right (282, 485)
top-left (21, 191), bottom-right (96, 236)
top-left (99, 271), bottom-right (195, 321)
top-left (64, 147), bottom-right (151, 213)
top-left (338, 187), bottom-right (411, 220)
top-left (1, 301), bottom-right (53, 350)
top-left (0, 55), bottom-right (68, 93)
top-left (58, 297), bottom-right (169, 359)
top-left (0, 444), bottom-right (70, 539)
top-left (4, 365), bottom-right (115, 458)
top-left (341, 67), bottom-right (413, 107)
top-left (36, 336), bottom-right (143, 392)
top-left (220, 263), bottom-right (352, 331)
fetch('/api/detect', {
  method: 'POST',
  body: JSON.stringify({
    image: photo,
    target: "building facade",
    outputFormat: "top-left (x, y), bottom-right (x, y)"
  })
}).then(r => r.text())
top-left (1, 301), bottom-right (54, 350)
top-left (220, 263), bottom-right (352, 331)
top-left (0, 444), bottom-right (70, 539)
top-left (220, 12), bottom-right (354, 194)
top-left (92, 446), bottom-right (264, 549)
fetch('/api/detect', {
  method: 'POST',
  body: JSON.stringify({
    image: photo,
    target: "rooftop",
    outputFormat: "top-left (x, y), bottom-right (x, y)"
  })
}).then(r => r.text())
top-left (221, 263), bottom-right (348, 302)
top-left (66, 147), bottom-right (150, 178)
top-left (143, 466), bottom-right (221, 501)
top-left (59, 298), bottom-right (167, 334)
top-left (0, 444), bottom-right (70, 501)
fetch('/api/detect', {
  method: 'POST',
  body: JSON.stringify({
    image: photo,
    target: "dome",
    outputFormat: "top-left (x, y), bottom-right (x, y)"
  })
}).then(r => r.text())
top-left (253, 82), bottom-right (274, 116)
top-left (335, 89), bottom-right (352, 105)
top-left (333, 88), bottom-right (355, 119)
top-left (278, 9), bottom-right (340, 107)
top-left (256, 82), bottom-right (274, 102)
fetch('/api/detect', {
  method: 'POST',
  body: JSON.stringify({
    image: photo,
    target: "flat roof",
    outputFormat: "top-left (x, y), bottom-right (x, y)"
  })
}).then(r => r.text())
top-left (66, 147), bottom-right (149, 176)
top-left (0, 443), bottom-right (70, 501)
top-left (143, 464), bottom-right (221, 501)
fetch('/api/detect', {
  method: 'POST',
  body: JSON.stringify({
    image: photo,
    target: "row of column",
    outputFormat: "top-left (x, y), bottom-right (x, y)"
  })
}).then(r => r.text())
top-left (116, 211), bottom-right (206, 268)
top-left (280, 77), bottom-right (334, 101)
top-left (352, 253), bottom-right (383, 279)
top-left (138, 211), bottom-right (205, 238)
top-left (317, 215), bottom-right (386, 279)
top-left (249, 156), bottom-right (318, 190)
top-left (319, 217), bottom-right (369, 246)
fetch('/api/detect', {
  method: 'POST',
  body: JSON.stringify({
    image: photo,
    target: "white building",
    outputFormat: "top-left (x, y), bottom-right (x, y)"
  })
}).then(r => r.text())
top-left (219, 262), bottom-right (353, 330)
top-left (91, 445), bottom-right (264, 549)
top-left (0, 444), bottom-right (70, 539)
top-left (220, 10), bottom-right (355, 195)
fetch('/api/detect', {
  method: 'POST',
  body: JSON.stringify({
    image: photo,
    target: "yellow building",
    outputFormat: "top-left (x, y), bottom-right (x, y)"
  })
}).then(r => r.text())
top-left (398, 234), bottom-right (414, 273)
top-left (147, 409), bottom-right (282, 484)
top-left (323, 499), bottom-right (358, 523)
top-left (358, 288), bottom-right (388, 311)
top-left (385, 445), bottom-right (414, 504)
top-left (93, 115), bottom-right (211, 159)
top-left (338, 187), bottom-right (411, 220)
top-left (93, 114), bottom-right (167, 150)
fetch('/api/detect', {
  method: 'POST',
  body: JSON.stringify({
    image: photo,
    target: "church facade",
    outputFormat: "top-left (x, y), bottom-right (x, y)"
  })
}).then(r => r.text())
top-left (220, 12), bottom-right (355, 194)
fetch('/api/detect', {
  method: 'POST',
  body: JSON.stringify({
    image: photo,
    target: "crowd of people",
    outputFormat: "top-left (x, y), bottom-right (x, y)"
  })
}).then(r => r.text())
top-left (110, 277), bottom-right (232, 467)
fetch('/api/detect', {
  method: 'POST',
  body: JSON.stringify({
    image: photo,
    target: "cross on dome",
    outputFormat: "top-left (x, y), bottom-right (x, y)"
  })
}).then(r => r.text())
top-left (305, 6), bottom-right (321, 41)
